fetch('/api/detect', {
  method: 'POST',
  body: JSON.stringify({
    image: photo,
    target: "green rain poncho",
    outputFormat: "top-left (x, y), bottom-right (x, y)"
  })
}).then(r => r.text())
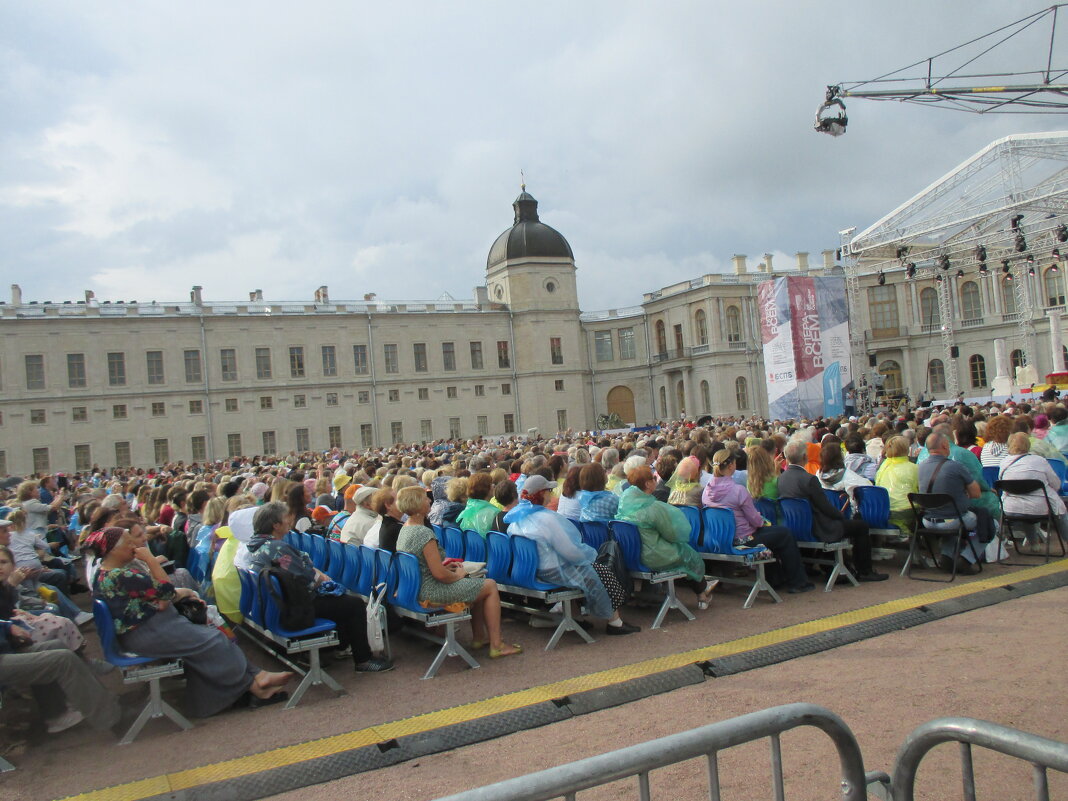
top-left (455, 498), bottom-right (499, 536)
top-left (615, 486), bottom-right (705, 581)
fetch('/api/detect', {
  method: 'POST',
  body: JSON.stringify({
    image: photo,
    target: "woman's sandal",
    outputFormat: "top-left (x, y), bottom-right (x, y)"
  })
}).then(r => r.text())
top-left (470, 640), bottom-right (489, 650)
top-left (696, 579), bottom-right (720, 610)
top-left (489, 643), bottom-right (523, 659)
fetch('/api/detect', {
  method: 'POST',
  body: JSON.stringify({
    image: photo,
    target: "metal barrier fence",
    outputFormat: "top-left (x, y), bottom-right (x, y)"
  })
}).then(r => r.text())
top-left (433, 703), bottom-right (1068, 801)
top-left (433, 702), bottom-right (871, 801)
top-left (890, 717), bottom-right (1068, 801)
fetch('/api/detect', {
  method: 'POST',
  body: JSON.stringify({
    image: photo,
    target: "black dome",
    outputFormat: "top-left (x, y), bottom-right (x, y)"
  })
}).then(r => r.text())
top-left (487, 191), bottom-right (573, 269)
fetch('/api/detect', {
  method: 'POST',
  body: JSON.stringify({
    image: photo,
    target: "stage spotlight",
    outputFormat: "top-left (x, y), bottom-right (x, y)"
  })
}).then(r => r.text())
top-left (935, 274), bottom-right (944, 283)
top-left (938, 254), bottom-right (950, 270)
top-left (877, 271), bottom-right (885, 286)
top-left (974, 245), bottom-right (987, 262)
top-left (1006, 272), bottom-right (1014, 282)
top-left (1011, 214), bottom-right (1024, 230)
top-left (1058, 224), bottom-right (1068, 242)
top-left (1002, 260), bottom-right (1011, 274)
top-left (1015, 233), bottom-right (1028, 252)
top-left (979, 264), bottom-right (990, 276)
top-left (956, 269), bottom-right (964, 278)
top-left (1053, 248), bottom-right (1061, 258)
top-left (1051, 263), bottom-right (1060, 274)
top-left (905, 262), bottom-right (916, 278)
top-left (896, 246), bottom-right (909, 259)
top-left (1029, 265), bottom-right (1037, 277)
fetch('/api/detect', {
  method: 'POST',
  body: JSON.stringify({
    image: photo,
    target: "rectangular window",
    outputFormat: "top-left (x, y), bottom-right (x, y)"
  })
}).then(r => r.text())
top-left (220, 348), bottom-right (238, 381)
top-left (550, 337), bottom-right (563, 365)
top-left (470, 341), bottom-right (483, 370)
top-left (420, 419), bottom-right (432, 441)
top-left (113, 404), bottom-right (127, 420)
top-left (263, 431), bottom-right (277, 454)
top-left (555, 379), bottom-right (564, 391)
top-left (353, 344), bottom-right (369, 375)
top-left (151, 401), bottom-right (166, 417)
top-left (361, 424), bottom-right (373, 448)
top-left (474, 384), bottom-right (485, 397)
top-left (557, 410), bottom-right (568, 431)
top-left (227, 433), bottom-right (242, 458)
top-left (388, 388), bottom-right (400, 402)
top-left (293, 394), bottom-right (307, 408)
top-left (289, 346), bottom-right (305, 378)
top-left (418, 387), bottom-right (429, 400)
top-left (72, 406), bottom-right (88, 422)
top-left (446, 386), bottom-right (457, 399)
top-left (503, 413), bottom-right (515, 433)
top-left (191, 436), bottom-right (206, 462)
top-left (67, 353), bottom-right (86, 388)
top-left (618, 327), bottom-right (636, 360)
top-left (501, 382), bottom-right (511, 395)
top-left (477, 415), bottom-right (488, 436)
top-left (296, 428), bottom-right (310, 451)
top-left (413, 343), bottom-right (428, 373)
top-left (390, 421), bottom-right (403, 443)
top-left (107, 352), bottom-right (126, 386)
top-left (448, 417), bottom-right (461, 439)
top-left (115, 442), bottom-right (131, 468)
top-left (260, 396), bottom-right (273, 410)
top-left (357, 390), bottom-right (370, 404)
top-left (326, 392), bottom-right (338, 407)
top-left (383, 344), bottom-right (398, 374)
top-left (224, 398), bottom-right (238, 412)
top-left (30, 409), bottom-right (46, 424)
top-left (442, 342), bottom-right (456, 372)
top-left (328, 425), bottom-right (342, 449)
top-left (594, 331), bottom-right (613, 362)
top-left (74, 444), bottom-right (91, 472)
top-left (189, 399), bottom-right (204, 414)
top-left (321, 345), bottom-right (337, 377)
top-left (497, 341), bottom-right (510, 369)
top-left (184, 349), bottom-right (203, 383)
top-left (153, 438), bottom-right (169, 464)
top-left (25, 354), bottom-right (45, 390)
top-left (32, 447), bottom-right (49, 474)
top-left (868, 285), bottom-right (900, 335)
top-left (255, 347), bottom-right (272, 379)
top-left (146, 350), bottom-right (165, 385)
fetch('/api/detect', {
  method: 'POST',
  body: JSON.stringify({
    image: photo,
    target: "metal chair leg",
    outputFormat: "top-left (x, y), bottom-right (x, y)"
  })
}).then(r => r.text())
top-left (545, 599), bottom-right (595, 650)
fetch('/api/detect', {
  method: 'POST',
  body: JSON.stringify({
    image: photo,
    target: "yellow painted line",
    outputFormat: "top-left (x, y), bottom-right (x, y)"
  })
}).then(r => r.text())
top-left (60, 560), bottom-right (1068, 801)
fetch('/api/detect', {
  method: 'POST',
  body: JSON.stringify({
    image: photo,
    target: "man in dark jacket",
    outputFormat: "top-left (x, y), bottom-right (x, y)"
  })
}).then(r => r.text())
top-left (777, 440), bottom-right (888, 581)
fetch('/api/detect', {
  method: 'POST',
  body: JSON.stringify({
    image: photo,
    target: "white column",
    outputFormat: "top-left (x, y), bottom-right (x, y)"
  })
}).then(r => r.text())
top-left (1050, 310), bottom-right (1066, 372)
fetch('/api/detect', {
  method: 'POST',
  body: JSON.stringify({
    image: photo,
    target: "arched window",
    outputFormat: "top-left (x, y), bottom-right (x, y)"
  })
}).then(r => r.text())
top-left (726, 306), bottom-right (742, 343)
top-left (694, 309), bottom-right (708, 346)
top-left (969, 354), bottom-right (987, 389)
top-left (1044, 267), bottom-right (1065, 307)
top-left (655, 320), bottom-right (667, 355)
top-left (1010, 349), bottom-right (1025, 374)
top-left (700, 380), bottom-right (711, 412)
top-left (1002, 277), bottom-right (1017, 315)
top-left (735, 377), bottom-right (748, 410)
top-left (960, 281), bottom-right (982, 320)
top-left (919, 287), bottom-right (940, 327)
top-left (658, 386), bottom-right (667, 418)
top-left (928, 359), bottom-right (946, 394)
top-left (878, 360), bottom-right (902, 395)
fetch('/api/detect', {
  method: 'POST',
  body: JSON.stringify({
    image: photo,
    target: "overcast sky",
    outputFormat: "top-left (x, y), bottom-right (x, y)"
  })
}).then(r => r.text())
top-left (3, 1), bottom-right (1067, 310)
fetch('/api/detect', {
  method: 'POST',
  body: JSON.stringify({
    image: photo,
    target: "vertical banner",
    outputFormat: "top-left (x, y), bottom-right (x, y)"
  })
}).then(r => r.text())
top-left (758, 278), bottom-right (798, 420)
top-left (759, 276), bottom-right (851, 420)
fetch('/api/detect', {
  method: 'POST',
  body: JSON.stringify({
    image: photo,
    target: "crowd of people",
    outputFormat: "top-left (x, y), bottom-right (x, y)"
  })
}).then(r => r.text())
top-left (3, 392), bottom-right (1068, 744)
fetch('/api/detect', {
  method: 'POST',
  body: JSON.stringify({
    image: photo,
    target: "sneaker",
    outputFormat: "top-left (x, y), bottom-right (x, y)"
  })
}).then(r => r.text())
top-left (355, 657), bottom-right (395, 673)
top-left (46, 707), bottom-right (84, 734)
top-left (787, 582), bottom-right (816, 594)
top-left (74, 611), bottom-right (95, 627)
top-left (331, 645), bottom-right (353, 662)
top-left (856, 571), bottom-right (889, 582)
top-left (605, 620), bottom-right (640, 635)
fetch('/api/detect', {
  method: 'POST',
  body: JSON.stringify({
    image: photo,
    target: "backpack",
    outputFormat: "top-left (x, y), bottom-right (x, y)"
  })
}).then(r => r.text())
top-left (261, 566), bottom-right (316, 630)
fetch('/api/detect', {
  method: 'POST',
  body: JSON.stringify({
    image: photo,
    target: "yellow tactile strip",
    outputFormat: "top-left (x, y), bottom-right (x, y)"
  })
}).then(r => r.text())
top-left (60, 560), bottom-right (1068, 801)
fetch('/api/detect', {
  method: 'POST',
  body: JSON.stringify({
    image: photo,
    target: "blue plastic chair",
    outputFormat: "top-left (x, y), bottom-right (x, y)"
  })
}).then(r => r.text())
top-left (355, 545), bottom-right (377, 597)
top-left (260, 573), bottom-right (336, 638)
top-left (823, 489), bottom-right (851, 519)
top-left (485, 531), bottom-right (512, 582)
top-left (854, 485), bottom-right (891, 528)
top-left (1047, 458), bottom-right (1068, 495)
top-left (327, 539), bottom-right (347, 581)
top-left (92, 599), bottom-right (192, 743)
top-left (463, 530), bottom-right (487, 562)
top-left (440, 526), bottom-right (465, 560)
top-left (508, 535), bottom-right (559, 591)
top-left (374, 548), bottom-right (392, 589)
top-left (284, 531), bottom-right (300, 549)
top-left (982, 465), bottom-right (1001, 491)
top-left (237, 568), bottom-right (258, 624)
top-left (609, 521), bottom-right (652, 572)
top-left (306, 534), bottom-right (329, 572)
top-left (700, 508), bottom-right (755, 555)
top-left (391, 551), bottom-right (438, 612)
top-left (577, 520), bottom-right (609, 551)
top-left (755, 498), bottom-right (778, 524)
top-left (679, 506), bottom-right (703, 550)
top-left (339, 543), bottom-right (362, 592)
top-left (780, 497), bottom-right (817, 542)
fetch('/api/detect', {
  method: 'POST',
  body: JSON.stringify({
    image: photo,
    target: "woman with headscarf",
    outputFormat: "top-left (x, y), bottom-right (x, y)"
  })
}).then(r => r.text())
top-left (89, 526), bottom-right (292, 714)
